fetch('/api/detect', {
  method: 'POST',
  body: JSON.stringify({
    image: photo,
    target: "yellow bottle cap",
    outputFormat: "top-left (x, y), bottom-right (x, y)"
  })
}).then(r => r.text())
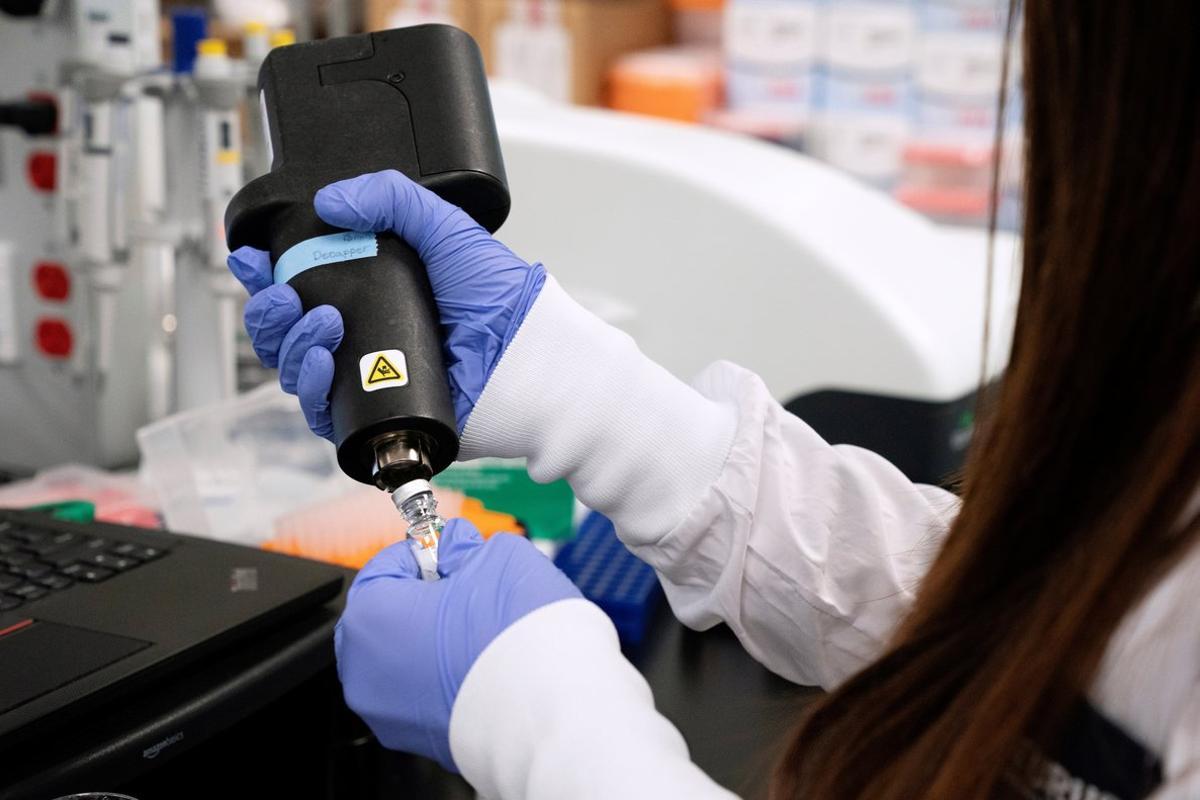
top-left (243, 20), bottom-right (268, 35)
top-left (269, 29), bottom-right (296, 48)
top-left (197, 38), bottom-right (228, 57)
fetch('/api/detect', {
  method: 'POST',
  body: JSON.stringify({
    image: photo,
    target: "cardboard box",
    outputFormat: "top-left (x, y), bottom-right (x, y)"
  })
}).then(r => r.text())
top-left (476, 0), bottom-right (670, 106)
top-left (365, 0), bottom-right (480, 35)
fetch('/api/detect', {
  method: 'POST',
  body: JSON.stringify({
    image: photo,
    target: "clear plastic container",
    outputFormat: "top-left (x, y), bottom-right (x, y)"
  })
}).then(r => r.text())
top-left (136, 382), bottom-right (352, 544)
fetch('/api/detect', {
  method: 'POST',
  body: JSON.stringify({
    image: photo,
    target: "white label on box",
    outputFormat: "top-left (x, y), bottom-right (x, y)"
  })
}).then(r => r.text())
top-left (824, 4), bottom-right (917, 74)
top-left (496, 17), bottom-right (571, 103)
top-left (725, 1), bottom-right (820, 67)
top-left (915, 32), bottom-right (1005, 98)
top-left (0, 242), bottom-right (18, 364)
top-left (812, 113), bottom-right (910, 182)
top-left (823, 73), bottom-right (913, 114)
top-left (919, 1), bottom-right (1006, 35)
top-left (726, 66), bottom-right (813, 116)
top-left (913, 94), bottom-right (999, 139)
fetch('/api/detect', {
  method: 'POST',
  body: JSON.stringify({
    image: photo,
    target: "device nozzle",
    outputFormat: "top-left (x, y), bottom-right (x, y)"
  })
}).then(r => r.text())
top-left (370, 431), bottom-right (435, 493)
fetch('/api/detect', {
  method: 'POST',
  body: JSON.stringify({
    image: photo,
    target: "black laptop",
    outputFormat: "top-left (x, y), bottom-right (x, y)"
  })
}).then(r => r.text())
top-left (0, 507), bottom-right (344, 752)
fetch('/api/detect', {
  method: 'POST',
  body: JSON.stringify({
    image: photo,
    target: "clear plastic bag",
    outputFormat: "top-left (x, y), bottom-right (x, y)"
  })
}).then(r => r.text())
top-left (136, 383), bottom-right (352, 544)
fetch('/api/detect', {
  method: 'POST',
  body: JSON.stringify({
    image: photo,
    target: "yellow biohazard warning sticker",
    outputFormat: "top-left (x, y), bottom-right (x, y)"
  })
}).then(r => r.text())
top-left (359, 350), bottom-right (409, 392)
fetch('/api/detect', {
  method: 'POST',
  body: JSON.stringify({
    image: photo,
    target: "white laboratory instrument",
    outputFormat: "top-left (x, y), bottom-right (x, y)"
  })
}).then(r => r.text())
top-left (489, 84), bottom-right (1018, 482)
top-left (193, 38), bottom-right (245, 401)
top-left (0, 2), bottom-right (263, 475)
top-left (0, 1), bottom-right (159, 474)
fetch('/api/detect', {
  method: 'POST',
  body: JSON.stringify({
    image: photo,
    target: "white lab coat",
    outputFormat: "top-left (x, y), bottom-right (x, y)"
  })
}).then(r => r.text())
top-left (445, 278), bottom-right (1200, 799)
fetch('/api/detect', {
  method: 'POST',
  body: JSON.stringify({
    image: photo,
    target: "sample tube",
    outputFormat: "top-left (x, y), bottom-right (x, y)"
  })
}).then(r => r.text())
top-left (392, 479), bottom-right (444, 582)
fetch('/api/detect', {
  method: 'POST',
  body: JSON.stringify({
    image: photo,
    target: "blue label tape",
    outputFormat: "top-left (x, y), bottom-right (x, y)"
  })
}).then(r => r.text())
top-left (273, 231), bottom-right (378, 284)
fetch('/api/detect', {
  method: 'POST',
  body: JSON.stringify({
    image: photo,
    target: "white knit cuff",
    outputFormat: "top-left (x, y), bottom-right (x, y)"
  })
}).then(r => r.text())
top-left (460, 277), bottom-right (737, 545)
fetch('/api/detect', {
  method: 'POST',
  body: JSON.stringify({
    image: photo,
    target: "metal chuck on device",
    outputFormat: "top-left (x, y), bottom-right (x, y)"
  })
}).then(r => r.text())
top-left (225, 26), bottom-right (511, 579)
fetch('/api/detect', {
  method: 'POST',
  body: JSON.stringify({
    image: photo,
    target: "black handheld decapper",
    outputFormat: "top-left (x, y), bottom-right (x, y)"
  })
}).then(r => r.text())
top-left (225, 25), bottom-right (510, 492)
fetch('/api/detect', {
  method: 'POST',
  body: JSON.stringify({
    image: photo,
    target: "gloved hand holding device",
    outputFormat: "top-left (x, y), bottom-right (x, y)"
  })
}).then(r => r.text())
top-left (229, 169), bottom-right (545, 440)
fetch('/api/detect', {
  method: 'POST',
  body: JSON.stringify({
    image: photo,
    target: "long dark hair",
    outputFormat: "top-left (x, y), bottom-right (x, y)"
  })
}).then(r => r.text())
top-left (771, 1), bottom-right (1200, 797)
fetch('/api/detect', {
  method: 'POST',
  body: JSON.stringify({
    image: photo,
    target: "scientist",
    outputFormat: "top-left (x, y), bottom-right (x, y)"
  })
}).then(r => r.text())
top-left (226, 2), bottom-right (1199, 797)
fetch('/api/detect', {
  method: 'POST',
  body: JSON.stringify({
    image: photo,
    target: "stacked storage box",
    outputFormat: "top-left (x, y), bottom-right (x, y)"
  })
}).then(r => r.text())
top-left (895, 0), bottom-right (1018, 225)
top-left (810, 0), bottom-right (917, 188)
top-left (720, 0), bottom-right (821, 146)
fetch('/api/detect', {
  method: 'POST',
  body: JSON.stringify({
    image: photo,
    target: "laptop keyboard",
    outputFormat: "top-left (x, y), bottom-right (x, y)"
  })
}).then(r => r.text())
top-left (0, 518), bottom-right (171, 612)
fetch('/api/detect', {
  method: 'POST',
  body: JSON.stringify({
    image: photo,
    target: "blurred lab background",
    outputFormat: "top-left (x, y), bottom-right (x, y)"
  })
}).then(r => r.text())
top-left (0, 0), bottom-right (1018, 624)
top-left (0, 1), bottom-right (1021, 795)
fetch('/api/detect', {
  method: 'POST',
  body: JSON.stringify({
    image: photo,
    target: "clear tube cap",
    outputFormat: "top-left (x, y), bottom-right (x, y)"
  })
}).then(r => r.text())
top-left (391, 478), bottom-right (434, 512)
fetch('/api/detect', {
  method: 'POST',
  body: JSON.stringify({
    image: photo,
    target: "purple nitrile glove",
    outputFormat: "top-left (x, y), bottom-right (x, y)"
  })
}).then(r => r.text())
top-left (227, 169), bottom-right (545, 441)
top-left (334, 519), bottom-right (581, 771)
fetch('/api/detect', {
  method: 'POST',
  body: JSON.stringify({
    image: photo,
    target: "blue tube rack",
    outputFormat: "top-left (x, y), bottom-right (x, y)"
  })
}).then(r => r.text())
top-left (554, 511), bottom-right (663, 646)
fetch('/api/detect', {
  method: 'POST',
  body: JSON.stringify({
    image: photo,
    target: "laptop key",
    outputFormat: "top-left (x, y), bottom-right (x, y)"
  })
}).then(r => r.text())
top-left (0, 553), bottom-right (33, 568)
top-left (86, 554), bottom-right (138, 571)
top-left (37, 574), bottom-right (73, 591)
top-left (7, 528), bottom-right (48, 544)
top-left (111, 543), bottom-right (165, 561)
top-left (9, 563), bottom-right (52, 580)
top-left (23, 532), bottom-right (79, 557)
top-left (0, 596), bottom-right (21, 611)
top-left (60, 564), bottom-right (114, 583)
top-left (39, 552), bottom-right (76, 569)
top-left (8, 583), bottom-right (48, 601)
top-left (0, 574), bottom-right (21, 591)
top-left (133, 545), bottom-right (165, 561)
top-left (79, 566), bottom-right (114, 583)
top-left (41, 547), bottom-right (100, 569)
